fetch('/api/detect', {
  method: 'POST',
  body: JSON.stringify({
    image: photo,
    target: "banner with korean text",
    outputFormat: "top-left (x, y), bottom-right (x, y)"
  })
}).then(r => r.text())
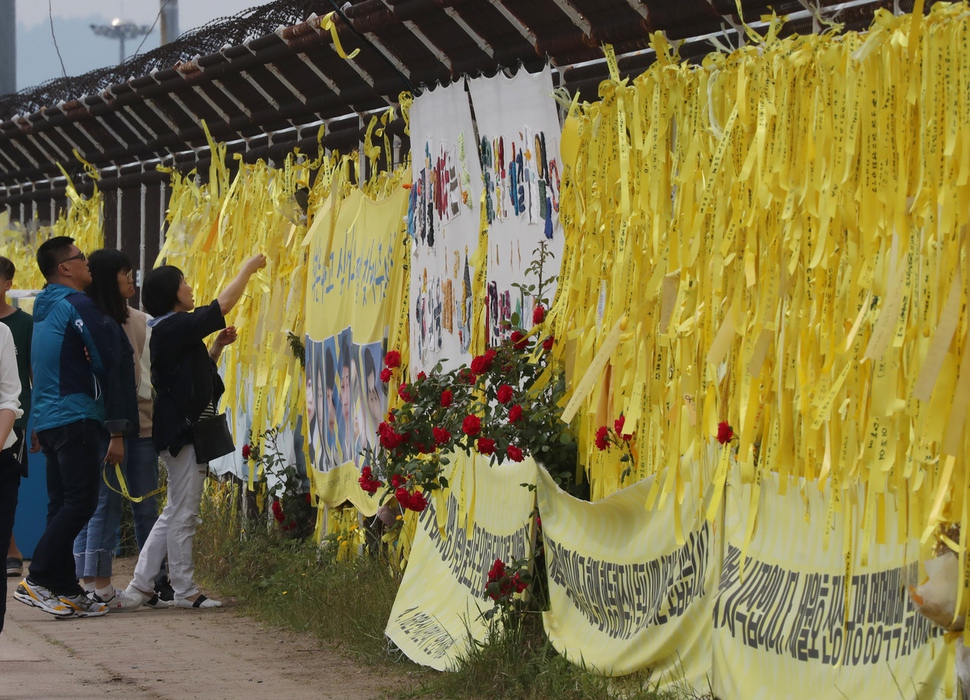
top-left (304, 186), bottom-right (410, 514)
top-left (712, 467), bottom-right (946, 699)
top-left (537, 460), bottom-right (716, 688)
top-left (385, 453), bottom-right (537, 670)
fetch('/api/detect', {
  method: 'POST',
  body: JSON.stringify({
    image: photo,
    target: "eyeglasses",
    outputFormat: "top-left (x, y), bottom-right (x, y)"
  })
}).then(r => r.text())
top-left (122, 270), bottom-right (133, 280)
top-left (60, 251), bottom-right (86, 265)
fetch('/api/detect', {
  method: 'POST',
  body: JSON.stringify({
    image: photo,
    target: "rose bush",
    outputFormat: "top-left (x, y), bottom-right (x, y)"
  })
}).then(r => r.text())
top-left (360, 242), bottom-right (580, 509)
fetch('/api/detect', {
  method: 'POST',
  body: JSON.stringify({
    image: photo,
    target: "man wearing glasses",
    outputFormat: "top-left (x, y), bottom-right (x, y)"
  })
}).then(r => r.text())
top-left (13, 236), bottom-right (116, 618)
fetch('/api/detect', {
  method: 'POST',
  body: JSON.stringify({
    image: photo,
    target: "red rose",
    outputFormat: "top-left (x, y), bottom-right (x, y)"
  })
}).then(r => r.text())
top-left (595, 426), bottom-right (609, 451)
top-left (485, 348), bottom-right (497, 364)
top-left (378, 422), bottom-right (404, 449)
top-left (462, 415), bottom-right (482, 436)
top-left (477, 437), bottom-right (496, 455)
top-left (380, 367), bottom-right (392, 383)
top-left (390, 474), bottom-right (405, 488)
top-left (542, 336), bottom-right (554, 352)
top-left (508, 404), bottom-right (523, 423)
top-left (398, 383), bottom-right (412, 402)
top-left (358, 466), bottom-right (380, 494)
top-left (417, 371), bottom-right (427, 381)
top-left (433, 426), bottom-right (452, 445)
top-left (470, 355), bottom-right (488, 374)
top-left (460, 368), bottom-right (477, 384)
top-left (506, 444), bottom-right (524, 462)
top-left (512, 572), bottom-right (528, 593)
top-left (614, 416), bottom-right (633, 441)
top-left (440, 389), bottom-right (453, 407)
top-left (488, 558), bottom-right (506, 580)
top-left (242, 444), bottom-right (252, 460)
top-left (406, 490), bottom-right (428, 512)
top-left (395, 487), bottom-right (411, 509)
top-left (717, 421), bottom-right (734, 445)
top-left (510, 330), bottom-right (528, 350)
top-left (271, 499), bottom-right (284, 524)
top-left (496, 384), bottom-right (514, 404)
top-left (384, 350), bottom-right (401, 368)
top-left (533, 305), bottom-right (545, 324)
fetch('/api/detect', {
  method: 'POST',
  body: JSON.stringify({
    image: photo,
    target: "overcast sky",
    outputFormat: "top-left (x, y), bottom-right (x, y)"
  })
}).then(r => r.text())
top-left (17, 0), bottom-right (259, 32)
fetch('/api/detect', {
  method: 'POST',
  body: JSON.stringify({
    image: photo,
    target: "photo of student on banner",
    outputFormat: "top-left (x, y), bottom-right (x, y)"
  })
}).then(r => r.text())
top-left (360, 342), bottom-right (385, 449)
top-left (304, 339), bottom-right (320, 468)
top-left (321, 338), bottom-right (341, 470)
top-left (337, 329), bottom-right (365, 467)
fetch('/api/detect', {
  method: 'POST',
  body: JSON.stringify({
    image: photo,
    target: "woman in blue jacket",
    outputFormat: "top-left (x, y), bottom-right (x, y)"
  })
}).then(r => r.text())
top-left (72, 250), bottom-right (145, 606)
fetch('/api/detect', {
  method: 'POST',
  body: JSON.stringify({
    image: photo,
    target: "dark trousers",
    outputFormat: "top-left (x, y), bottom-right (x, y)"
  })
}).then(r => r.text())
top-left (0, 445), bottom-right (21, 634)
top-left (28, 419), bottom-right (101, 596)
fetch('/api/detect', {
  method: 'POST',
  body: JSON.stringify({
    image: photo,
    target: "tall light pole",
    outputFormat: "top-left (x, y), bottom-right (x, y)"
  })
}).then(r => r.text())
top-left (90, 18), bottom-right (152, 65)
top-left (0, 0), bottom-right (14, 94)
top-left (160, 0), bottom-right (180, 45)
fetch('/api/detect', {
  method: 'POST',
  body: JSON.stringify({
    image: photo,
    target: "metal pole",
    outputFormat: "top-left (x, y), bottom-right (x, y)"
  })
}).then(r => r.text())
top-left (0, 0), bottom-right (15, 95)
top-left (116, 188), bottom-right (123, 249)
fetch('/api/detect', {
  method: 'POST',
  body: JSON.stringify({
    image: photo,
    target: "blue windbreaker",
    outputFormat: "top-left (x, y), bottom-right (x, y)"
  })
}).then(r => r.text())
top-left (31, 283), bottom-right (115, 432)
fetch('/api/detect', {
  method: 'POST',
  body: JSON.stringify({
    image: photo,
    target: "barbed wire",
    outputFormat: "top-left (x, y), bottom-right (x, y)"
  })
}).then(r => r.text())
top-left (0, 0), bottom-right (328, 120)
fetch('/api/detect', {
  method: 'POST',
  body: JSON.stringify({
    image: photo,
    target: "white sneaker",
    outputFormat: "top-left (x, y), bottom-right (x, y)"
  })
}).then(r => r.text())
top-left (173, 594), bottom-right (222, 609)
top-left (92, 587), bottom-right (123, 605)
top-left (105, 585), bottom-right (151, 612)
top-left (58, 592), bottom-right (108, 618)
top-left (12, 579), bottom-right (73, 617)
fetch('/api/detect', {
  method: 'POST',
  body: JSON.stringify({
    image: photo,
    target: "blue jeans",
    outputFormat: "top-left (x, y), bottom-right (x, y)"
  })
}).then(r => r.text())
top-left (125, 437), bottom-right (161, 551)
top-left (73, 435), bottom-right (162, 580)
top-left (28, 420), bottom-right (101, 596)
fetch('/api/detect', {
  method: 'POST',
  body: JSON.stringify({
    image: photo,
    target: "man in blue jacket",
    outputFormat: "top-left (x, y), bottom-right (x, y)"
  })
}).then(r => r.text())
top-left (13, 236), bottom-right (116, 618)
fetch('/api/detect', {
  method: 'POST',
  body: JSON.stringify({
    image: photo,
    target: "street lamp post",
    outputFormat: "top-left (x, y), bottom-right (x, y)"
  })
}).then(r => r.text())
top-left (90, 18), bottom-right (152, 65)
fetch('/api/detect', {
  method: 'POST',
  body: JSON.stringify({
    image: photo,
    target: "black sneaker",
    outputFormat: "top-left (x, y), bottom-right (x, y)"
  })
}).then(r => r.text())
top-left (154, 577), bottom-right (174, 602)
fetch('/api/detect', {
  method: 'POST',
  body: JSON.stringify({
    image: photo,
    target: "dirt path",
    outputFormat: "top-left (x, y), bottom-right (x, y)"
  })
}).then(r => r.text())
top-left (0, 557), bottom-right (396, 700)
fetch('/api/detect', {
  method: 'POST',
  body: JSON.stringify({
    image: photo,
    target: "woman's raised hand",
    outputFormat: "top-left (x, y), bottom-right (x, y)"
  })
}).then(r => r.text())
top-left (245, 254), bottom-right (267, 274)
top-left (215, 326), bottom-right (238, 347)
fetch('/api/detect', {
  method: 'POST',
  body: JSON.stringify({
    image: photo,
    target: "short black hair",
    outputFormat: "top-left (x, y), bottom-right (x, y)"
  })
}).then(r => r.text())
top-left (36, 236), bottom-right (75, 280)
top-left (325, 345), bottom-right (336, 387)
top-left (0, 256), bottom-right (15, 281)
top-left (86, 249), bottom-right (132, 324)
top-left (363, 345), bottom-right (377, 381)
top-left (142, 265), bottom-right (183, 317)
top-left (339, 332), bottom-right (352, 370)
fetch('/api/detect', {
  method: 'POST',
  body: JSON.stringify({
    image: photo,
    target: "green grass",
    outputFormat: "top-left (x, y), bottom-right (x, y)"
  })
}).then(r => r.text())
top-left (194, 485), bottom-right (713, 700)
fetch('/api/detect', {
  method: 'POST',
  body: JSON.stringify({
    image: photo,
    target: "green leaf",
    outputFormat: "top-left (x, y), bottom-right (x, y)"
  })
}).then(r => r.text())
top-left (510, 312), bottom-right (520, 326)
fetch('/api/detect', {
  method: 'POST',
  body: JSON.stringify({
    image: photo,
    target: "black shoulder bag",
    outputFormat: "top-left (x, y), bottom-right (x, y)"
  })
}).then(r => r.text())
top-left (162, 355), bottom-right (235, 464)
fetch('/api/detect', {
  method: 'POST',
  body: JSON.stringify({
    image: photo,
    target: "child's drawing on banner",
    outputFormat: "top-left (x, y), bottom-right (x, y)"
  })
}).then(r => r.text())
top-left (360, 341), bottom-right (386, 449)
top-left (408, 81), bottom-right (483, 376)
top-left (479, 128), bottom-right (560, 236)
top-left (413, 143), bottom-right (469, 248)
top-left (467, 67), bottom-right (565, 348)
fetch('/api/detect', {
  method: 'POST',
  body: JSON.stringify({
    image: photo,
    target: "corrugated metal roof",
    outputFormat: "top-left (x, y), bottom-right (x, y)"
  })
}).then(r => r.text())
top-left (0, 0), bottom-right (925, 203)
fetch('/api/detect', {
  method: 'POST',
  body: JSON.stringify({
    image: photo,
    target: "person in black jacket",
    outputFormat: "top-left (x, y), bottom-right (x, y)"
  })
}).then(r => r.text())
top-left (115, 254), bottom-right (265, 610)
